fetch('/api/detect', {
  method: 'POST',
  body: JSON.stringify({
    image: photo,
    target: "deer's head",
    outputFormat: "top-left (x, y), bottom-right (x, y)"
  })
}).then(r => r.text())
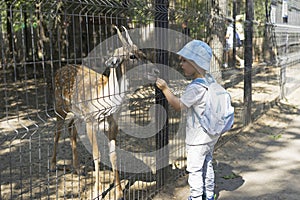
top-left (105, 26), bottom-right (147, 68)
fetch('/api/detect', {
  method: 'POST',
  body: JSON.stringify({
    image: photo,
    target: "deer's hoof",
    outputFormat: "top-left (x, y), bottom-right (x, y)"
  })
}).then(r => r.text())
top-left (49, 166), bottom-right (56, 172)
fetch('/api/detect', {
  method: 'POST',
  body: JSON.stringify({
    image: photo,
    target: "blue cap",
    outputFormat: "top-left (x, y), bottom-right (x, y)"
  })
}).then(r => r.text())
top-left (177, 40), bottom-right (212, 71)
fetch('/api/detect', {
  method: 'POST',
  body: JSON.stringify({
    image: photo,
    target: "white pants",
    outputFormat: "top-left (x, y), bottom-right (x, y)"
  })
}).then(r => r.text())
top-left (186, 142), bottom-right (216, 200)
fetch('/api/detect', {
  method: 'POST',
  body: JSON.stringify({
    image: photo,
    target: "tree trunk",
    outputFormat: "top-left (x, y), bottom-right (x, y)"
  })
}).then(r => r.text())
top-left (244, 0), bottom-right (253, 125)
top-left (209, 0), bottom-right (227, 82)
top-left (6, 0), bottom-right (13, 60)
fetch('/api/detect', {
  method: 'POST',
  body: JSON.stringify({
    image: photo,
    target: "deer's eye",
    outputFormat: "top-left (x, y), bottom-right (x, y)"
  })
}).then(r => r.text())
top-left (129, 55), bottom-right (137, 59)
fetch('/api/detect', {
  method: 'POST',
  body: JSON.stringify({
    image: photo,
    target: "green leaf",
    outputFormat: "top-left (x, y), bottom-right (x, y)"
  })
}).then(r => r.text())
top-left (270, 134), bottom-right (282, 140)
top-left (222, 172), bottom-right (239, 180)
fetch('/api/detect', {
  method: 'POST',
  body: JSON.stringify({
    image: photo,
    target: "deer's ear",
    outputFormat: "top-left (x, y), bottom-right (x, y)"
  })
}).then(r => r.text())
top-left (105, 56), bottom-right (122, 67)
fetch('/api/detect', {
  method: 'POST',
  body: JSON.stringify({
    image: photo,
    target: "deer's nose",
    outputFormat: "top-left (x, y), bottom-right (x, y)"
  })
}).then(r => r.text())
top-left (105, 57), bottom-right (121, 67)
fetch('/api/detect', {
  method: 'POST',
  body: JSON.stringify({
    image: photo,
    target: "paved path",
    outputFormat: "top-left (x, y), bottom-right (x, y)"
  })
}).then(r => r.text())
top-left (153, 87), bottom-right (300, 200)
top-left (215, 87), bottom-right (300, 200)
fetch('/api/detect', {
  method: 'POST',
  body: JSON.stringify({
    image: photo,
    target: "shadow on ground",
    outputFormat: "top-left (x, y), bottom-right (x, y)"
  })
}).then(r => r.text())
top-left (214, 162), bottom-right (245, 199)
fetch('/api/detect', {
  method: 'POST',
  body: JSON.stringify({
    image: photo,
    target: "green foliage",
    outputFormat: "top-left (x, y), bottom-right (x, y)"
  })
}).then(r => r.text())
top-left (269, 133), bottom-right (282, 140)
top-left (254, 0), bottom-right (267, 23)
top-left (222, 172), bottom-right (240, 179)
top-left (1, 0), bottom-right (38, 33)
top-left (129, 3), bottom-right (154, 26)
top-left (172, 0), bottom-right (210, 39)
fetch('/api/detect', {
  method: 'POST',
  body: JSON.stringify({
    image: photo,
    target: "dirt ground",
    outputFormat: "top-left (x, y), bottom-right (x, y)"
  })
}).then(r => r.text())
top-left (152, 87), bottom-right (300, 200)
top-left (1, 63), bottom-right (299, 200)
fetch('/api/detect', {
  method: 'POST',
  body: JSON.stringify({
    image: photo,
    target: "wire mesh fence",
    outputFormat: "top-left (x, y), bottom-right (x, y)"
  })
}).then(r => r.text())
top-left (1, 1), bottom-right (300, 200)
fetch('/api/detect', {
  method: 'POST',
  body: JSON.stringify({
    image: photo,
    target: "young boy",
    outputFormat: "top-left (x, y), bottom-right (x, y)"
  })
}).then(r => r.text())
top-left (156, 40), bottom-right (218, 200)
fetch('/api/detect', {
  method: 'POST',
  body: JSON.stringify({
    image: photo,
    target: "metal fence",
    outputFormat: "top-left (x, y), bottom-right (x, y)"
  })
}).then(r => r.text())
top-left (0, 1), bottom-right (208, 199)
top-left (272, 24), bottom-right (300, 99)
top-left (1, 1), bottom-right (300, 200)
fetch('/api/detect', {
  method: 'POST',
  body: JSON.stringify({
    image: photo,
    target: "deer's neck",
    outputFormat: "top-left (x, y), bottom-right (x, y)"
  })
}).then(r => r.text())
top-left (107, 64), bottom-right (126, 95)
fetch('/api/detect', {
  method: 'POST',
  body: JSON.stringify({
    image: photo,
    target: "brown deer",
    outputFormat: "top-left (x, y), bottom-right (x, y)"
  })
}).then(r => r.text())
top-left (51, 26), bottom-right (147, 200)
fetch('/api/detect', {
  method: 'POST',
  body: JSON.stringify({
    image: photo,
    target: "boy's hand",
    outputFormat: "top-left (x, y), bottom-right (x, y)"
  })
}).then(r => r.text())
top-left (156, 78), bottom-right (182, 111)
top-left (156, 78), bottom-right (168, 91)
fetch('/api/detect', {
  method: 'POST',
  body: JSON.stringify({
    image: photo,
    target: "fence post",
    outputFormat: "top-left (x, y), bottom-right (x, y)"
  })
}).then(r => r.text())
top-left (232, 0), bottom-right (237, 67)
top-left (244, 0), bottom-right (253, 125)
top-left (155, 0), bottom-right (169, 189)
top-left (280, 31), bottom-right (289, 99)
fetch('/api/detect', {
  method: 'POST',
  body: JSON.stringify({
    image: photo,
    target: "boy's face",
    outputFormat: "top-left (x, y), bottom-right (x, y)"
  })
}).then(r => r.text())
top-left (179, 56), bottom-right (198, 78)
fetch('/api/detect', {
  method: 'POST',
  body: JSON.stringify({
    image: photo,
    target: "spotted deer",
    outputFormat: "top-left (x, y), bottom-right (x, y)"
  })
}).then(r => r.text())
top-left (51, 26), bottom-right (147, 200)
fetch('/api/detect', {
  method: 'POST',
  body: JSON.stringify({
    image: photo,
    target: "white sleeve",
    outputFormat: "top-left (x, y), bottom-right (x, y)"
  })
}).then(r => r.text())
top-left (180, 84), bottom-right (206, 108)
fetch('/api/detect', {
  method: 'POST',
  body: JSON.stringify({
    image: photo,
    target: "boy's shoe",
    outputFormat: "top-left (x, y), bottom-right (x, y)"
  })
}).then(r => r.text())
top-left (188, 196), bottom-right (204, 200)
top-left (206, 194), bottom-right (217, 200)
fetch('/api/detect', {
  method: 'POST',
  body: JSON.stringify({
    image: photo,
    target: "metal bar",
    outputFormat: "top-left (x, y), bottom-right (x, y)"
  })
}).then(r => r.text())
top-left (155, 0), bottom-right (169, 189)
top-left (243, 0), bottom-right (254, 125)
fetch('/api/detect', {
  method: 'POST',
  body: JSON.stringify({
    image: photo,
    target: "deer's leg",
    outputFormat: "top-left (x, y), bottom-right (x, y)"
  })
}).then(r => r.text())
top-left (109, 140), bottom-right (123, 200)
top-left (51, 115), bottom-right (65, 172)
top-left (68, 119), bottom-right (84, 175)
top-left (108, 116), bottom-right (123, 200)
top-left (86, 121), bottom-right (102, 199)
